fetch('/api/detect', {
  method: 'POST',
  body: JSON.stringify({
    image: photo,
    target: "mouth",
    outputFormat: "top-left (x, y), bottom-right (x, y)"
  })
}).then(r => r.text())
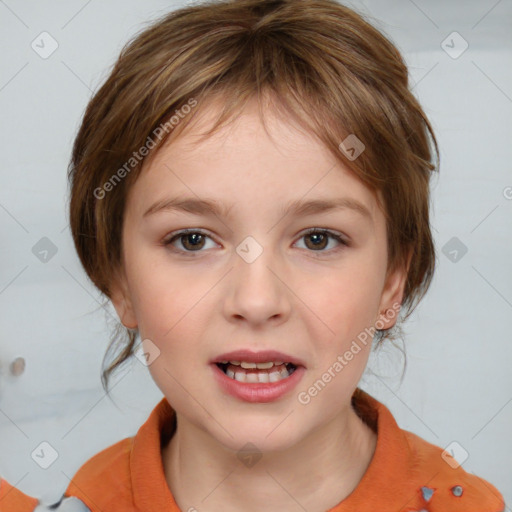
top-left (211, 353), bottom-right (306, 403)
top-left (215, 360), bottom-right (298, 383)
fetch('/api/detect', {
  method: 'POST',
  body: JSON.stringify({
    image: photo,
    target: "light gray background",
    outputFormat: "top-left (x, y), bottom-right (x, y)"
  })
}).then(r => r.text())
top-left (1, 0), bottom-right (511, 506)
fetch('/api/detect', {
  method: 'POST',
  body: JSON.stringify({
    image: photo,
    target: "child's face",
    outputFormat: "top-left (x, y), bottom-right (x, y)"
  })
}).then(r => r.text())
top-left (111, 98), bottom-right (406, 452)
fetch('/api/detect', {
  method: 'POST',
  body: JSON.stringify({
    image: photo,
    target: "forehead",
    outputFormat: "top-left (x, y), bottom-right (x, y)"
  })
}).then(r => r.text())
top-left (128, 97), bottom-right (381, 223)
top-left (158, 95), bottom-right (321, 157)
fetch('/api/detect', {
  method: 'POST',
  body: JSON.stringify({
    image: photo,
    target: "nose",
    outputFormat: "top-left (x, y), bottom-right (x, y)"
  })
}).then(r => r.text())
top-left (223, 238), bottom-right (291, 326)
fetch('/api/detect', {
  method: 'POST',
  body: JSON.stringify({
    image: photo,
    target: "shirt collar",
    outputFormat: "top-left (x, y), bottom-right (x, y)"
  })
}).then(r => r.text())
top-left (131, 397), bottom-right (179, 511)
top-left (329, 388), bottom-right (415, 511)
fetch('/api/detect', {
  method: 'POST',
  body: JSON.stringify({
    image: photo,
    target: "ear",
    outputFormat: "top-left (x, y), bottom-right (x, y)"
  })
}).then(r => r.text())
top-left (375, 247), bottom-right (413, 330)
top-left (109, 267), bottom-right (138, 329)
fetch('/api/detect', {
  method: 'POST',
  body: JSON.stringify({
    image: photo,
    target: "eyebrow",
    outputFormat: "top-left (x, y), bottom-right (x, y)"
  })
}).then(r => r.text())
top-left (143, 196), bottom-right (372, 221)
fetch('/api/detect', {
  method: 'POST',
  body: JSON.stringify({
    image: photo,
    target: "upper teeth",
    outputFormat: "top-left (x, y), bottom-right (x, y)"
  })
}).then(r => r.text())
top-left (220, 360), bottom-right (285, 369)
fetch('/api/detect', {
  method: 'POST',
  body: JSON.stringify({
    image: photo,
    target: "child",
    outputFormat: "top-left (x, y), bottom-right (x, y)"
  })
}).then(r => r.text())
top-left (0, 0), bottom-right (505, 510)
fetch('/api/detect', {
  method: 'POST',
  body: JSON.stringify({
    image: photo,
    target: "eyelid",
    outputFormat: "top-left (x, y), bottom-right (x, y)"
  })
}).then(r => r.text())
top-left (296, 227), bottom-right (349, 252)
top-left (300, 227), bottom-right (348, 242)
top-left (162, 228), bottom-right (217, 246)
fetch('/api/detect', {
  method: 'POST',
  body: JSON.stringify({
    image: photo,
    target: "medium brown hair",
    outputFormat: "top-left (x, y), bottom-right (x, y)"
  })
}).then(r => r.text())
top-left (67, 0), bottom-right (439, 391)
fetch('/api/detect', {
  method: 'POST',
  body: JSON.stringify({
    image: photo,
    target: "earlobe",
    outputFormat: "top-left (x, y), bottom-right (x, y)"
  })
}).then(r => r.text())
top-left (109, 271), bottom-right (138, 329)
top-left (376, 249), bottom-right (412, 330)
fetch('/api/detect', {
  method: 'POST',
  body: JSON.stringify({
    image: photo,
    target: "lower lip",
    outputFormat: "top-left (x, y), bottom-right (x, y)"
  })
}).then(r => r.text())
top-left (211, 363), bottom-right (306, 403)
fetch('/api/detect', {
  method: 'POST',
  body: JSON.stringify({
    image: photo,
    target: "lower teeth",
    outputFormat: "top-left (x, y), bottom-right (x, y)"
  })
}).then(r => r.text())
top-left (220, 363), bottom-right (295, 383)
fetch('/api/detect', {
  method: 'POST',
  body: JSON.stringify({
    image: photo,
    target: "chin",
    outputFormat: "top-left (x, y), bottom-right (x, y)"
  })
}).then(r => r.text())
top-left (208, 416), bottom-right (304, 455)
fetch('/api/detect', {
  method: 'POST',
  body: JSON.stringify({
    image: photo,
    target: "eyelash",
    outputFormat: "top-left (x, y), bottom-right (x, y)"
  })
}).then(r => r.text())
top-left (162, 227), bottom-right (348, 257)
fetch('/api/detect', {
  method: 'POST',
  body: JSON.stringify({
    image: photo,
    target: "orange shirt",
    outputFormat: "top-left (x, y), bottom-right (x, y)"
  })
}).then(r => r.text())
top-left (0, 388), bottom-right (505, 511)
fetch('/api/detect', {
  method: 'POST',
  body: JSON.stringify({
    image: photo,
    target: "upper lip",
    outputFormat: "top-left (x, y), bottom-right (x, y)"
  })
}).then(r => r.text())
top-left (211, 349), bottom-right (306, 367)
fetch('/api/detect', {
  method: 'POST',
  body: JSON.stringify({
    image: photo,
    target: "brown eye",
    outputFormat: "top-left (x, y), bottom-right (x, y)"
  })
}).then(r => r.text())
top-left (296, 229), bottom-right (347, 253)
top-left (164, 230), bottom-right (216, 254)
top-left (304, 231), bottom-right (329, 250)
top-left (180, 232), bottom-right (206, 251)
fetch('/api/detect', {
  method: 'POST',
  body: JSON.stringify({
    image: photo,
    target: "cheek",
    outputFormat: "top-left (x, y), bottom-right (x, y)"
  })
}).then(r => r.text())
top-left (124, 245), bottom-right (204, 337)
top-left (135, 285), bottom-right (207, 348)
top-left (128, 273), bottom-right (218, 381)
top-left (137, 296), bottom-right (212, 405)
top-left (312, 260), bottom-right (385, 343)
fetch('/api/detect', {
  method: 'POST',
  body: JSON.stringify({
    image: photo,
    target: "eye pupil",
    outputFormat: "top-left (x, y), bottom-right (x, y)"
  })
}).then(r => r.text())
top-left (305, 232), bottom-right (327, 250)
top-left (183, 233), bottom-right (204, 250)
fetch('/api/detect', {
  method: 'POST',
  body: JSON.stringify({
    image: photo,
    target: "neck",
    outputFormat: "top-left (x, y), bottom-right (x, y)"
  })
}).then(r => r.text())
top-left (162, 403), bottom-right (377, 512)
